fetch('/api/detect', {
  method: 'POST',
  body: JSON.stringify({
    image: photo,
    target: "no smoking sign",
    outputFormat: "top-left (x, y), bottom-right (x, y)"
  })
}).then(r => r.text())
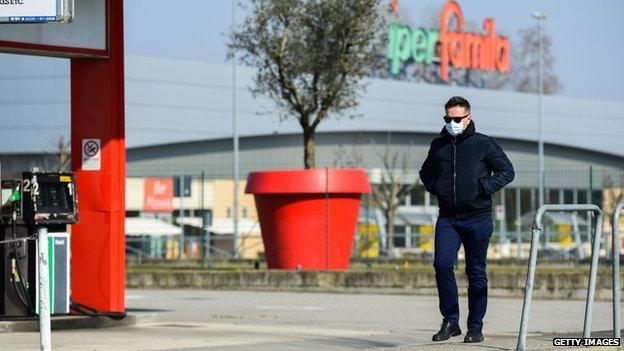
top-left (84, 140), bottom-right (99, 157)
top-left (82, 138), bottom-right (101, 171)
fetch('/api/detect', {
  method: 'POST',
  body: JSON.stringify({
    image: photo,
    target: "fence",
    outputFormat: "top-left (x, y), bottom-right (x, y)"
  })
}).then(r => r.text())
top-left (2, 135), bottom-right (620, 265)
top-left (123, 161), bottom-right (624, 266)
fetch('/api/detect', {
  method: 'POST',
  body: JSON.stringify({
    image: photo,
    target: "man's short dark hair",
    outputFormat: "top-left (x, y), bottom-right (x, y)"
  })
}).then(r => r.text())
top-left (445, 96), bottom-right (471, 112)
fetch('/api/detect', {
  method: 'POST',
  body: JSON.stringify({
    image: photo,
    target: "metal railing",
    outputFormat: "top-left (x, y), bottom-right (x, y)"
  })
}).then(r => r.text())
top-left (516, 204), bottom-right (604, 351)
top-left (612, 202), bottom-right (623, 340)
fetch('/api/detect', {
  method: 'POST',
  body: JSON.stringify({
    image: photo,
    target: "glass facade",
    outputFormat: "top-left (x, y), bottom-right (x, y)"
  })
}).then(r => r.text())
top-left (360, 164), bottom-right (623, 254)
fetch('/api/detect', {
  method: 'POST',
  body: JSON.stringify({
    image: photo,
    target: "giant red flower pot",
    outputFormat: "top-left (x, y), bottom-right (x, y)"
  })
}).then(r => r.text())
top-left (245, 169), bottom-right (371, 270)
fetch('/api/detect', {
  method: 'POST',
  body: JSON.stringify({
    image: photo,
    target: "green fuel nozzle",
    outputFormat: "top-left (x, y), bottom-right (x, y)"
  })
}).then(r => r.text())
top-left (9, 186), bottom-right (20, 203)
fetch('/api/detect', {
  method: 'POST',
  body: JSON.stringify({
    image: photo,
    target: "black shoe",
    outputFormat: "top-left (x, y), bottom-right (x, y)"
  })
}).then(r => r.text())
top-left (463, 327), bottom-right (484, 343)
top-left (432, 320), bottom-right (462, 341)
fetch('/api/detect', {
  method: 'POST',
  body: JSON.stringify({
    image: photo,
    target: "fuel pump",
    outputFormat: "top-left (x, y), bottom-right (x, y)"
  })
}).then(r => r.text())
top-left (0, 171), bottom-right (78, 318)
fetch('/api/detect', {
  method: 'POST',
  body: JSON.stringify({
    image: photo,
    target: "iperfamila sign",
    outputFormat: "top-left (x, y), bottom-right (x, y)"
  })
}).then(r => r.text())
top-left (387, 0), bottom-right (510, 81)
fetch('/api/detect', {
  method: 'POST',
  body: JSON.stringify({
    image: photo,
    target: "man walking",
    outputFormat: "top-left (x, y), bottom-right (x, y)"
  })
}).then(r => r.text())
top-left (419, 96), bottom-right (514, 343)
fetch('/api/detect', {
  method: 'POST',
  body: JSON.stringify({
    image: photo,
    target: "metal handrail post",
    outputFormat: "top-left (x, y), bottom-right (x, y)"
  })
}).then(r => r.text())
top-left (583, 207), bottom-right (603, 338)
top-left (516, 204), bottom-right (603, 351)
top-left (613, 202), bottom-right (623, 339)
top-left (517, 227), bottom-right (541, 351)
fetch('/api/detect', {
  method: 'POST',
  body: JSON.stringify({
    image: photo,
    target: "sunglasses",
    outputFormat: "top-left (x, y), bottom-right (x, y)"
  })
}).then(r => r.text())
top-left (443, 113), bottom-right (470, 123)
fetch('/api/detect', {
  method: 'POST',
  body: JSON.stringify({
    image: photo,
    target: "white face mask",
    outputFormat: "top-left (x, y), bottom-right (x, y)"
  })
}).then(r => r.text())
top-left (445, 120), bottom-right (465, 136)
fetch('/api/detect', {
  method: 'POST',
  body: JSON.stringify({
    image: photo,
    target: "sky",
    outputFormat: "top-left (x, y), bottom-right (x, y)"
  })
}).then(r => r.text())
top-left (125, 0), bottom-right (624, 102)
top-left (0, 0), bottom-right (623, 153)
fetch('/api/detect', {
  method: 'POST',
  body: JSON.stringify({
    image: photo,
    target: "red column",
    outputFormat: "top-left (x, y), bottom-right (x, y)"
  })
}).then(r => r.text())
top-left (70, 0), bottom-right (125, 313)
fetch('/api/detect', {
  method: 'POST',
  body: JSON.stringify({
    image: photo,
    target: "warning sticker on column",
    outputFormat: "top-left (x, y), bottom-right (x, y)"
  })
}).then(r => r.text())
top-left (82, 139), bottom-right (101, 171)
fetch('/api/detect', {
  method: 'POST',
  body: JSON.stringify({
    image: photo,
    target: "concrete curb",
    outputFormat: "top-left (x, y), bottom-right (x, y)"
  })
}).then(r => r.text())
top-left (126, 270), bottom-right (624, 301)
top-left (0, 313), bottom-right (159, 333)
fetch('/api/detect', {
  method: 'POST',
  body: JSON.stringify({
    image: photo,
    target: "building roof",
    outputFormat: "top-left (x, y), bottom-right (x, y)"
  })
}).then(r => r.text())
top-left (0, 53), bottom-right (622, 159)
top-left (125, 56), bottom-right (624, 158)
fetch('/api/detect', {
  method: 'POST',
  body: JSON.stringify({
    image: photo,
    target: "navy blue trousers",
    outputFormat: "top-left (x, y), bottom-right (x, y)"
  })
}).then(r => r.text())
top-left (433, 214), bottom-right (493, 330)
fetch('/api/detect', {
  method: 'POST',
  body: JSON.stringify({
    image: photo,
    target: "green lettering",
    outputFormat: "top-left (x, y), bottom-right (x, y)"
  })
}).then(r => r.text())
top-left (387, 24), bottom-right (411, 75)
top-left (411, 28), bottom-right (428, 63)
top-left (424, 29), bottom-right (439, 64)
top-left (386, 24), bottom-right (397, 59)
top-left (386, 25), bottom-right (439, 73)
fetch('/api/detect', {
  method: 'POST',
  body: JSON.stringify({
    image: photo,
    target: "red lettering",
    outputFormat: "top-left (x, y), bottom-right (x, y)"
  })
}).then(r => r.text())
top-left (465, 33), bottom-right (482, 69)
top-left (438, 1), bottom-right (510, 80)
top-left (439, 0), bottom-right (463, 80)
top-left (495, 36), bottom-right (510, 72)
top-left (483, 18), bottom-right (495, 70)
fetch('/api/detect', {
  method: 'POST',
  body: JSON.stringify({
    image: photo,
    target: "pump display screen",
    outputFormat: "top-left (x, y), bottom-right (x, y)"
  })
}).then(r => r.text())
top-left (35, 180), bottom-right (74, 214)
top-left (26, 172), bottom-right (78, 225)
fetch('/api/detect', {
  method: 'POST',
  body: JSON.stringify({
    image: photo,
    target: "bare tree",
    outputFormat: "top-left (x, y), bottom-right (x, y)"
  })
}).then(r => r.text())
top-left (54, 135), bottom-right (71, 171)
top-left (511, 27), bottom-right (562, 94)
top-left (333, 132), bottom-right (365, 169)
top-left (333, 132), bottom-right (418, 255)
top-left (38, 135), bottom-right (70, 172)
top-left (369, 133), bottom-right (417, 254)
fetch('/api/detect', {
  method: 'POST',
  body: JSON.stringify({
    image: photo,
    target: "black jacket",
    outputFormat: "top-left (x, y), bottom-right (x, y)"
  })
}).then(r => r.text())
top-left (419, 121), bottom-right (515, 219)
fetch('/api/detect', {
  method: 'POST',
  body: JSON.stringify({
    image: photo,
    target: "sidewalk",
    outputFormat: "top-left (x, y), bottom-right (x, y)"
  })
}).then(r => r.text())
top-left (0, 289), bottom-right (619, 350)
top-left (0, 321), bottom-right (619, 350)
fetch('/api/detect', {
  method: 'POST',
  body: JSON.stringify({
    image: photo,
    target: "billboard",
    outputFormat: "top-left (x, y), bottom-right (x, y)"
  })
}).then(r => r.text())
top-left (0, 0), bottom-right (73, 23)
top-left (143, 178), bottom-right (174, 213)
top-left (386, 0), bottom-right (510, 81)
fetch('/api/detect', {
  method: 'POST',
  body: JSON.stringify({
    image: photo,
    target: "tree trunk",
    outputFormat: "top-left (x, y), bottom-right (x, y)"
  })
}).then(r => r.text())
top-left (57, 135), bottom-right (70, 171)
top-left (303, 128), bottom-right (315, 169)
top-left (385, 207), bottom-right (396, 255)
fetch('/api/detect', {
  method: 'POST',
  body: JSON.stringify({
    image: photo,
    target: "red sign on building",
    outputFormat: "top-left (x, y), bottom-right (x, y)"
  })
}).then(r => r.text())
top-left (143, 178), bottom-right (174, 212)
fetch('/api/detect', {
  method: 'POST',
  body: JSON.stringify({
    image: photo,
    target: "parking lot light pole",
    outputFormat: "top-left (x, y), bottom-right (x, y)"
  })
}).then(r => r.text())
top-left (232, 0), bottom-right (240, 259)
top-left (532, 12), bottom-right (546, 208)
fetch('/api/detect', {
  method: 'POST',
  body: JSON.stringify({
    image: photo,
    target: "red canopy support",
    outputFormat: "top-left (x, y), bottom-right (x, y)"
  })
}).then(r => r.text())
top-left (69, 0), bottom-right (125, 313)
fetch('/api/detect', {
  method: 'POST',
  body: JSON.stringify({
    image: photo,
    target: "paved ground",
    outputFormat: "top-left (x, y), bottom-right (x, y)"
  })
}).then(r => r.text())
top-left (0, 289), bottom-right (620, 350)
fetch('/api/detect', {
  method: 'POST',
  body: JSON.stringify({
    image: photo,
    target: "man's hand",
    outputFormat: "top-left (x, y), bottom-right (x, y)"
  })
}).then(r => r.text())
top-left (479, 137), bottom-right (515, 195)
